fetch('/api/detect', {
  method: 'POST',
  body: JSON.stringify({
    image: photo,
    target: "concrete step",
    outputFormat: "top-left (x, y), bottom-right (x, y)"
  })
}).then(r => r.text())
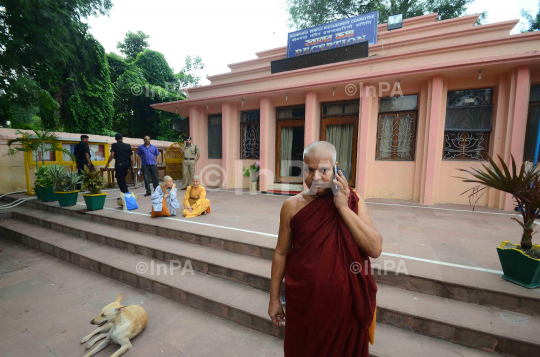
top-left (9, 204), bottom-right (540, 319)
top-left (0, 219), bottom-right (283, 339)
top-left (11, 209), bottom-right (276, 293)
top-left (0, 238), bottom-right (495, 357)
top-left (2, 218), bottom-right (539, 356)
top-left (4, 195), bottom-right (277, 260)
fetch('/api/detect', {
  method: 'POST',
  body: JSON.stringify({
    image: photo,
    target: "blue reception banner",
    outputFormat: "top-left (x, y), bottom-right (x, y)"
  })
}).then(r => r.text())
top-left (287, 11), bottom-right (378, 58)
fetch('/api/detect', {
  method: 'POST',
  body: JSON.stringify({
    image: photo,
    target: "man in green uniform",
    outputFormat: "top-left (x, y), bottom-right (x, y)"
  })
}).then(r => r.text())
top-left (180, 136), bottom-right (200, 190)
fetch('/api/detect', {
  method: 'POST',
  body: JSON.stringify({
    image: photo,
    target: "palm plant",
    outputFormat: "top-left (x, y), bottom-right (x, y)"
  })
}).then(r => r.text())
top-left (47, 164), bottom-right (67, 192)
top-left (59, 171), bottom-right (82, 192)
top-left (81, 165), bottom-right (105, 194)
top-left (458, 155), bottom-right (540, 253)
top-left (5, 126), bottom-right (74, 170)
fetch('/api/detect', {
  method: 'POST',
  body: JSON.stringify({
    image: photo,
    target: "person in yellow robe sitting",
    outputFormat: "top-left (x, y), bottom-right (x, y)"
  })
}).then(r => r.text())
top-left (183, 175), bottom-right (211, 218)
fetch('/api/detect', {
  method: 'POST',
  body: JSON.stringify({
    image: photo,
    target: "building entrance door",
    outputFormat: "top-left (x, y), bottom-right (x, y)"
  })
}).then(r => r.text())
top-left (277, 120), bottom-right (305, 182)
top-left (321, 117), bottom-right (358, 186)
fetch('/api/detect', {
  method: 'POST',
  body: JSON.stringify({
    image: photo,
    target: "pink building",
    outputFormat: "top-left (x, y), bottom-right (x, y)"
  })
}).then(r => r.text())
top-left (152, 13), bottom-right (540, 211)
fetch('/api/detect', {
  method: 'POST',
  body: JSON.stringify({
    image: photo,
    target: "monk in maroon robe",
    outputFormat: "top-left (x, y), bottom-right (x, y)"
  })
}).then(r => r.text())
top-left (269, 141), bottom-right (382, 357)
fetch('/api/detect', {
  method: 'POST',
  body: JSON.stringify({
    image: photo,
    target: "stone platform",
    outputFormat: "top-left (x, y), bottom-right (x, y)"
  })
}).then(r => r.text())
top-left (1, 185), bottom-right (539, 356)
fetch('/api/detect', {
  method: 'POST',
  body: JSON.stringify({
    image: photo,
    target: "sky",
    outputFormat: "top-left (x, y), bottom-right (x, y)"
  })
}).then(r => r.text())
top-left (85, 0), bottom-right (539, 86)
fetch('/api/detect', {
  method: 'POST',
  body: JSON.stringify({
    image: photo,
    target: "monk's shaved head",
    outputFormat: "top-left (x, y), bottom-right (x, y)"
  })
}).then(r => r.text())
top-left (303, 141), bottom-right (337, 163)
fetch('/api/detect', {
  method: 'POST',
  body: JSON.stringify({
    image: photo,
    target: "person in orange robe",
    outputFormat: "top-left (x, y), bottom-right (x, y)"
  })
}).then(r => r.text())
top-left (268, 141), bottom-right (381, 357)
top-left (182, 175), bottom-right (210, 218)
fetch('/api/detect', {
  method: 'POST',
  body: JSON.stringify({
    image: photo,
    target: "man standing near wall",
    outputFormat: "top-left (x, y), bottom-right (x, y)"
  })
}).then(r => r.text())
top-left (137, 135), bottom-right (160, 196)
top-left (74, 135), bottom-right (93, 190)
top-left (180, 136), bottom-right (200, 190)
top-left (106, 133), bottom-right (135, 194)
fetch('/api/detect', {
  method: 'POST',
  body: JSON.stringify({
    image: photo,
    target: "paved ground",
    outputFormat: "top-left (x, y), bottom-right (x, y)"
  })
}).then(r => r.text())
top-left (0, 239), bottom-right (284, 357)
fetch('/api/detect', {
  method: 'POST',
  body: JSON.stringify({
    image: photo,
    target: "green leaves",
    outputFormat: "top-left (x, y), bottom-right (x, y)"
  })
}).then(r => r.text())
top-left (4, 126), bottom-right (74, 169)
top-left (63, 34), bottom-right (114, 134)
top-left (457, 155), bottom-right (540, 248)
top-left (81, 165), bottom-right (105, 194)
top-left (117, 31), bottom-right (150, 63)
top-left (521, 2), bottom-right (540, 32)
top-left (133, 50), bottom-right (174, 88)
top-left (285, 0), bottom-right (482, 28)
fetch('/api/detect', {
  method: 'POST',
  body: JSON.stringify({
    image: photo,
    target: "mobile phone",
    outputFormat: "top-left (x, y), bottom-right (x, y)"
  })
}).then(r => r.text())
top-left (333, 164), bottom-right (347, 194)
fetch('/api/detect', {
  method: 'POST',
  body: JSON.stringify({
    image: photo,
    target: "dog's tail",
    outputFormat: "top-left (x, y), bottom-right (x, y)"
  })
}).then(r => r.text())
top-left (116, 294), bottom-right (123, 303)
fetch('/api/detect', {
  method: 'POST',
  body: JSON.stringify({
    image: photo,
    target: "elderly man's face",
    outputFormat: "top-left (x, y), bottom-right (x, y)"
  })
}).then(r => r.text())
top-left (164, 178), bottom-right (174, 188)
top-left (192, 178), bottom-right (200, 188)
top-left (303, 150), bottom-right (335, 195)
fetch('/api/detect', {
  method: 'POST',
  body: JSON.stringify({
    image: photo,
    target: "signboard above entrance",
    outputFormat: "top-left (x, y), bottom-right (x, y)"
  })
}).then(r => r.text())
top-left (287, 11), bottom-right (378, 58)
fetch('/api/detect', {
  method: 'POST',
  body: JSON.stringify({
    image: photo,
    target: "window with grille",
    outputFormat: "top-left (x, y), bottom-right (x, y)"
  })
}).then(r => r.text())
top-left (443, 88), bottom-right (493, 160)
top-left (376, 95), bottom-right (418, 161)
top-left (208, 114), bottom-right (222, 159)
top-left (524, 85), bottom-right (540, 161)
top-left (240, 110), bottom-right (260, 159)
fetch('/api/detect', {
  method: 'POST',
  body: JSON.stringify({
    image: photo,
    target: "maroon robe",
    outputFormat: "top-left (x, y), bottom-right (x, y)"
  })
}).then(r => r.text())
top-left (284, 189), bottom-right (377, 356)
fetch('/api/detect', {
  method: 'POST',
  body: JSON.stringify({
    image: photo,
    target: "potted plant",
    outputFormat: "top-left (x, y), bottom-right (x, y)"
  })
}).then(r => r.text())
top-left (243, 161), bottom-right (260, 191)
top-left (81, 166), bottom-right (107, 210)
top-left (5, 125), bottom-right (74, 196)
top-left (458, 155), bottom-right (540, 289)
top-left (34, 165), bottom-right (53, 201)
top-left (53, 167), bottom-right (81, 207)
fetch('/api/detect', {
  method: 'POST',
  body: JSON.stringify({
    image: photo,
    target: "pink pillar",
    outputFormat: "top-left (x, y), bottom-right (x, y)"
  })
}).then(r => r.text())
top-left (356, 85), bottom-right (373, 198)
top-left (221, 102), bottom-right (239, 189)
top-left (423, 75), bottom-right (444, 205)
top-left (259, 97), bottom-right (276, 192)
top-left (304, 91), bottom-right (320, 147)
top-left (504, 66), bottom-right (531, 210)
top-left (188, 106), bottom-right (205, 176)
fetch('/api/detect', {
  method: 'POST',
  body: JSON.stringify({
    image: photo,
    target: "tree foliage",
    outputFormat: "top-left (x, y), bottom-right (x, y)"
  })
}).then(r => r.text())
top-left (0, 1), bottom-right (203, 143)
top-left (0, 0), bottom-right (112, 127)
top-left (521, 2), bottom-right (540, 32)
top-left (63, 35), bottom-right (114, 134)
top-left (107, 52), bottom-right (132, 83)
top-left (174, 55), bottom-right (205, 91)
top-left (286, 0), bottom-right (378, 29)
top-left (286, 0), bottom-right (485, 28)
top-left (133, 50), bottom-right (175, 87)
top-left (117, 30), bottom-right (150, 62)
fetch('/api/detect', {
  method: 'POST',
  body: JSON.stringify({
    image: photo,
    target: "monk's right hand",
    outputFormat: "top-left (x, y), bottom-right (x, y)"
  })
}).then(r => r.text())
top-left (268, 299), bottom-right (285, 326)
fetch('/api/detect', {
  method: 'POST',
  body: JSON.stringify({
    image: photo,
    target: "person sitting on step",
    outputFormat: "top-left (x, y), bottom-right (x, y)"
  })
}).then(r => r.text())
top-left (182, 175), bottom-right (211, 218)
top-left (151, 176), bottom-right (181, 216)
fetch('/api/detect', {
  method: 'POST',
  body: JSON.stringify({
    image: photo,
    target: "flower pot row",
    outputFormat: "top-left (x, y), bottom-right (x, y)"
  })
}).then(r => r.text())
top-left (34, 185), bottom-right (107, 210)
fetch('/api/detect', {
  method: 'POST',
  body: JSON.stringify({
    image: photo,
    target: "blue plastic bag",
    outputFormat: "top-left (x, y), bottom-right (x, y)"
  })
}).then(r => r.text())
top-left (124, 193), bottom-right (138, 211)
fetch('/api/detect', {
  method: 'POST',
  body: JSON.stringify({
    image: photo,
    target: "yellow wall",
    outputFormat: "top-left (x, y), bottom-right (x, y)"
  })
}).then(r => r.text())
top-left (0, 129), bottom-right (174, 194)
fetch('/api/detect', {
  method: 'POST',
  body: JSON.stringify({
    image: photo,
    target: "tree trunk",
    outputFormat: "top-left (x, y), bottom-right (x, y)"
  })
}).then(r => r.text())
top-left (521, 228), bottom-right (533, 250)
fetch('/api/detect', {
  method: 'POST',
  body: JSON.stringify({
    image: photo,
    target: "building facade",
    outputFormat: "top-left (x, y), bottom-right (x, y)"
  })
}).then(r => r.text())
top-left (153, 13), bottom-right (540, 211)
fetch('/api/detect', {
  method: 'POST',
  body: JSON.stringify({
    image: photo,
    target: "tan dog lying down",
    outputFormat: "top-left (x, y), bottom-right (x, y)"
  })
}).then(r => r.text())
top-left (81, 294), bottom-right (148, 357)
